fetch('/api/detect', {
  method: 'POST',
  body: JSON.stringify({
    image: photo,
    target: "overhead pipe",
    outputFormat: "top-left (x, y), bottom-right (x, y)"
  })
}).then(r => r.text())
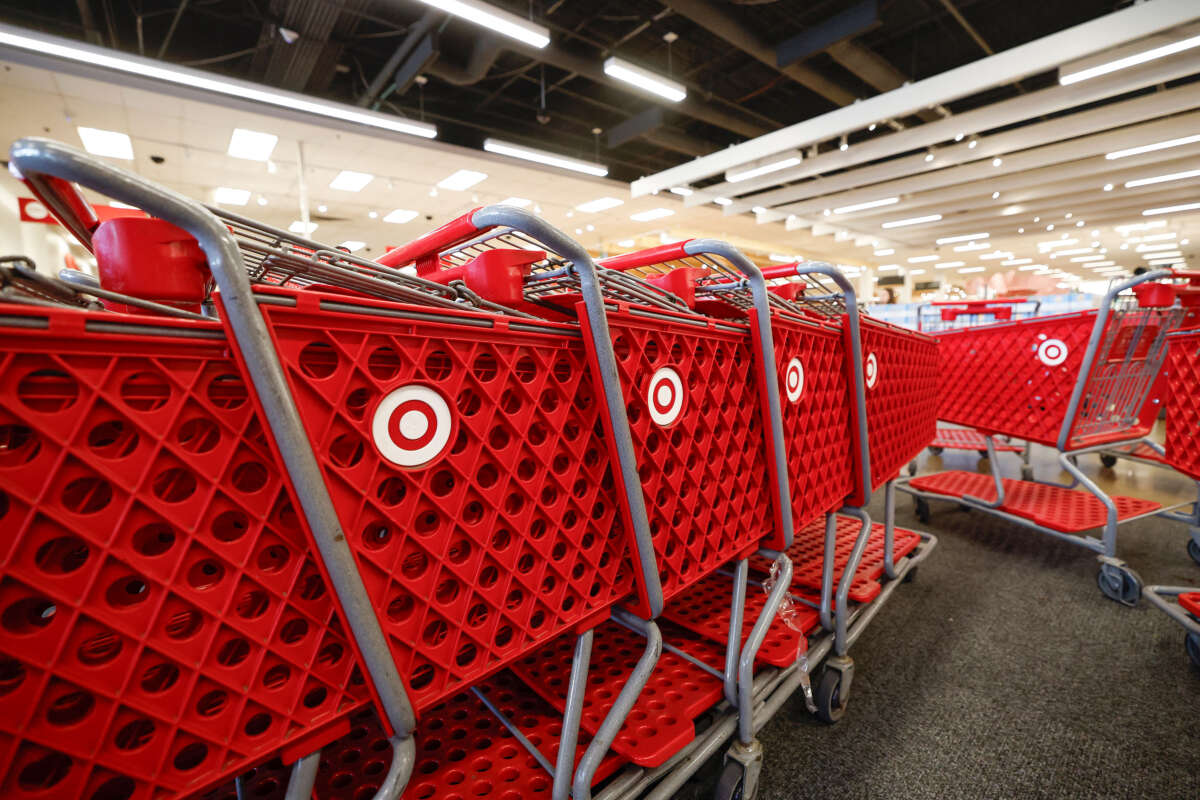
top-left (358, 9), bottom-right (442, 107)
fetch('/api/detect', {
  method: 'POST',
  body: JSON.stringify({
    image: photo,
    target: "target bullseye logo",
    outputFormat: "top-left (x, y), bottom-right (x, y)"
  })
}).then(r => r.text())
top-left (647, 367), bottom-right (684, 427)
top-left (864, 352), bottom-right (879, 389)
top-left (1037, 338), bottom-right (1068, 367)
top-left (784, 357), bottom-right (805, 402)
top-left (371, 385), bottom-right (453, 468)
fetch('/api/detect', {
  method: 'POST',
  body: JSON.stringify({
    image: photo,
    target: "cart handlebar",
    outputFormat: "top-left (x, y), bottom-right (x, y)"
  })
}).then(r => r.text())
top-left (597, 241), bottom-right (694, 271)
top-left (376, 208), bottom-right (485, 269)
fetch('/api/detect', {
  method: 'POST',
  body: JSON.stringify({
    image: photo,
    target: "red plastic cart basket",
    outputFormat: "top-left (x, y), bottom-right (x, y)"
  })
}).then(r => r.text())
top-left (1164, 328), bottom-right (1200, 481)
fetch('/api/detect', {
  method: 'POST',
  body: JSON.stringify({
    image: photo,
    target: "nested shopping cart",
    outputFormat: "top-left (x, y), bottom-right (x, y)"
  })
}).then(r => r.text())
top-left (913, 299), bottom-right (1042, 479)
top-left (897, 272), bottom-right (1196, 604)
top-left (9, 138), bottom-right (668, 800)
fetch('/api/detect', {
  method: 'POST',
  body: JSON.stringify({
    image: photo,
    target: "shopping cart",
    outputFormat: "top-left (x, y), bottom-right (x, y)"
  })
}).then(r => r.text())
top-left (1142, 587), bottom-right (1200, 672)
top-left (897, 272), bottom-right (1191, 604)
top-left (9, 138), bottom-right (668, 800)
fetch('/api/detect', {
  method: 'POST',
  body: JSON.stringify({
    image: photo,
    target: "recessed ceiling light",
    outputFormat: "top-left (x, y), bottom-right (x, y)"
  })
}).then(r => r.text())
top-left (483, 138), bottom-right (607, 176)
top-left (1047, 224), bottom-right (1055, 231)
top-left (228, 128), bottom-right (278, 161)
top-left (213, 187), bottom-right (250, 205)
top-left (367, 210), bottom-right (378, 219)
top-left (881, 214), bottom-right (942, 229)
top-left (992, 157), bottom-right (1002, 167)
top-left (833, 197), bottom-right (899, 214)
top-left (383, 208), bottom-right (418, 224)
top-left (256, 195), bottom-right (268, 206)
top-left (437, 169), bottom-right (488, 191)
top-left (339, 240), bottom-right (366, 252)
top-left (586, 224), bottom-right (595, 231)
top-left (316, 204), bottom-right (328, 213)
top-left (329, 170), bottom-right (373, 191)
top-left (576, 196), bottom-right (624, 213)
top-left (1017, 227), bottom-right (1025, 234)
top-left (499, 196), bottom-right (531, 207)
top-left (630, 208), bottom-right (674, 222)
top-left (617, 239), bottom-right (636, 247)
top-left (968, 138), bottom-right (978, 149)
top-left (76, 126), bottom-right (133, 159)
top-left (289, 220), bottom-right (318, 234)
top-left (575, 227), bottom-right (583, 235)
top-left (924, 151), bottom-right (935, 162)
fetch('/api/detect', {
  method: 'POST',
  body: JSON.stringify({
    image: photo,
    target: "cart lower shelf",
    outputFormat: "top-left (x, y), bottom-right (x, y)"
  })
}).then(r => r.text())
top-left (930, 428), bottom-right (1024, 453)
top-left (909, 471), bottom-right (1161, 532)
top-left (1180, 592), bottom-right (1200, 617)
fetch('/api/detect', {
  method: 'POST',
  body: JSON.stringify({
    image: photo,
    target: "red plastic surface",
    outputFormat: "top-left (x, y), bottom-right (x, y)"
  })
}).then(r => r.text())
top-left (854, 316), bottom-right (939, 500)
top-left (511, 620), bottom-right (723, 768)
top-left (1165, 330), bottom-right (1200, 480)
top-left (661, 572), bottom-right (816, 667)
top-left (1179, 592), bottom-right (1200, 618)
top-left (577, 302), bottom-right (775, 613)
top-left (767, 311), bottom-right (855, 532)
top-left (0, 303), bottom-right (370, 800)
top-left (910, 471), bottom-right (1161, 532)
top-left (935, 311), bottom-right (1097, 447)
top-left (929, 428), bottom-right (1024, 453)
top-left (752, 515), bottom-right (922, 604)
top-left (377, 209), bottom-right (484, 271)
top-left (239, 287), bottom-right (636, 714)
top-left (93, 217), bottom-right (211, 313)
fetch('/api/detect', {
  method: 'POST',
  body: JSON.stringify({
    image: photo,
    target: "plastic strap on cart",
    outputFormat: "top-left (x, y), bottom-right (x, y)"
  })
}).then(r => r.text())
top-left (760, 557), bottom-right (815, 712)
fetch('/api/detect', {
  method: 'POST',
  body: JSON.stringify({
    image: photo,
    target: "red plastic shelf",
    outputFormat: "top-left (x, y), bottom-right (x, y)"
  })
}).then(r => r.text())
top-left (510, 620), bottom-right (723, 768)
top-left (1179, 593), bottom-right (1200, 618)
top-left (909, 471), bottom-right (1161, 532)
top-left (930, 428), bottom-right (1023, 453)
top-left (661, 573), bottom-right (817, 667)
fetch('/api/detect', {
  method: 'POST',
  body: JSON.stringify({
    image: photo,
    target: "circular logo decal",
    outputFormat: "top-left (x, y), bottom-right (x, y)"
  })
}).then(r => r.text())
top-left (647, 367), bottom-right (684, 427)
top-left (784, 357), bottom-right (804, 402)
top-left (864, 352), bottom-right (879, 389)
top-left (1037, 338), bottom-right (1068, 367)
top-left (371, 385), bottom-right (452, 468)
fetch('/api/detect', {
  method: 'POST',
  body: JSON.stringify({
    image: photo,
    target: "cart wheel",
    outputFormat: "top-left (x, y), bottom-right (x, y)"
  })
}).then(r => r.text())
top-left (977, 450), bottom-right (988, 458)
top-left (1096, 563), bottom-right (1141, 606)
top-left (813, 668), bottom-right (847, 724)
top-left (907, 461), bottom-right (918, 476)
top-left (1187, 632), bottom-right (1200, 669)
top-left (1020, 465), bottom-right (1034, 481)
top-left (1188, 538), bottom-right (1200, 568)
top-left (902, 565), bottom-right (918, 584)
top-left (914, 498), bottom-right (930, 524)
top-left (714, 760), bottom-right (746, 800)
top-left (929, 446), bottom-right (943, 456)
top-left (1100, 454), bottom-right (1117, 469)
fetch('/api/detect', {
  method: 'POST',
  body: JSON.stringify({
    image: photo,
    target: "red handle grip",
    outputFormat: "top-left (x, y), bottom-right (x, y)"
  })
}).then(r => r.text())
top-left (376, 207), bottom-right (484, 270)
top-left (759, 263), bottom-right (801, 280)
top-left (598, 240), bottom-right (693, 271)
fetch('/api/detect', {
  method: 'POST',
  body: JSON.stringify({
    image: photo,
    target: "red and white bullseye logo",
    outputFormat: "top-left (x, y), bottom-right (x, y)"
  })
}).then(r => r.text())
top-left (864, 352), bottom-right (879, 389)
top-left (784, 357), bottom-right (805, 402)
top-left (371, 385), bottom-right (453, 468)
top-left (1037, 337), bottom-right (1068, 367)
top-left (647, 367), bottom-right (684, 427)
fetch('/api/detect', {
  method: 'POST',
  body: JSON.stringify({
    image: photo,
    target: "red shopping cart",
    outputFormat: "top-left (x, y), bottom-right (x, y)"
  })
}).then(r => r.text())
top-left (899, 273), bottom-right (1192, 603)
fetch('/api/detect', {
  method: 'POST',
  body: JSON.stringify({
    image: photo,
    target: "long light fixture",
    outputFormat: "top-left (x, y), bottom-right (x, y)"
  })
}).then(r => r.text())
top-left (1001, 258), bottom-right (1032, 266)
top-left (329, 170), bottom-right (374, 192)
top-left (383, 208), bottom-right (418, 224)
top-left (980, 251), bottom-right (1014, 260)
top-left (725, 155), bottom-right (803, 183)
top-left (1085, 261), bottom-right (1116, 267)
top-left (669, 186), bottom-right (693, 196)
top-left (213, 187), bottom-right (250, 205)
top-left (1143, 250), bottom-right (1182, 259)
top-left (1147, 257), bottom-right (1185, 266)
top-left (1106, 133), bottom-right (1200, 160)
top-left (958, 267), bottom-right (985, 273)
top-left (603, 57), bottom-right (687, 102)
top-left (499, 196), bottom-right (531, 207)
top-left (936, 232), bottom-right (989, 245)
top-left (1050, 248), bottom-right (1096, 257)
top-left (874, 248), bottom-right (895, 256)
top-left (954, 241), bottom-right (990, 252)
top-left (1143, 201), bottom-right (1200, 216)
top-left (1124, 168), bottom-right (1200, 188)
top-left (630, 208), bottom-right (674, 222)
top-left (437, 169), bottom-right (488, 191)
top-left (1071, 255), bottom-right (1105, 262)
top-left (1017, 264), bottom-right (1046, 271)
top-left (1038, 238), bottom-right (1079, 249)
top-left (1060, 33), bottom-right (1200, 85)
top-left (0, 25), bottom-right (437, 140)
top-left (1116, 220), bottom-right (1167, 233)
top-left (935, 261), bottom-right (965, 269)
top-left (878, 265), bottom-right (902, 272)
top-left (483, 138), bottom-right (608, 176)
top-left (1137, 242), bottom-right (1180, 252)
top-left (881, 214), bottom-right (942, 229)
top-left (1129, 232), bottom-right (1177, 243)
top-left (412, 0), bottom-right (549, 48)
top-left (77, 127), bottom-right (133, 159)
top-left (907, 255), bottom-right (939, 263)
top-left (576, 197), bottom-right (624, 213)
top-left (833, 196), bottom-right (899, 214)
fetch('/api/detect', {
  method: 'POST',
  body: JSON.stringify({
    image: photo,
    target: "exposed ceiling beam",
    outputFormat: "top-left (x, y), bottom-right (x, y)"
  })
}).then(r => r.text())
top-left (825, 40), bottom-right (944, 122)
top-left (632, 0), bottom-right (1200, 195)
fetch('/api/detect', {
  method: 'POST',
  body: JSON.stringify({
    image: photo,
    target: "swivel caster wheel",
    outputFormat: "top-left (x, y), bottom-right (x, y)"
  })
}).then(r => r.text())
top-left (1187, 632), bottom-right (1200, 670)
top-left (814, 668), bottom-right (848, 724)
top-left (1096, 561), bottom-right (1141, 607)
top-left (714, 760), bottom-right (747, 800)
top-left (1100, 454), bottom-right (1117, 469)
top-left (715, 739), bottom-right (762, 800)
top-left (1188, 537), bottom-right (1200, 568)
top-left (907, 460), bottom-right (918, 476)
top-left (914, 498), bottom-right (930, 524)
top-left (1020, 465), bottom-right (1034, 481)
top-left (928, 446), bottom-right (943, 456)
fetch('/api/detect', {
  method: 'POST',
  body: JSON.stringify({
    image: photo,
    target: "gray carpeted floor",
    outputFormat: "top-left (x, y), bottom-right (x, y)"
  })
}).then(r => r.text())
top-left (676, 446), bottom-right (1200, 799)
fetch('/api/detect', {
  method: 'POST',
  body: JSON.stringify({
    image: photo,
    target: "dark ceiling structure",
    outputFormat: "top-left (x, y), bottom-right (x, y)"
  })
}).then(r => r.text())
top-left (1, 0), bottom-right (1125, 182)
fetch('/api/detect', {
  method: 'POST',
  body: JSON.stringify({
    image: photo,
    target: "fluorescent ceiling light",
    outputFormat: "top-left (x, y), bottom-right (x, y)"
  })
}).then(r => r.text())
top-left (1116, 220), bottom-right (1167, 233)
top-left (769, 253), bottom-right (795, 262)
top-left (954, 241), bottom-right (990, 252)
top-left (499, 196), bottom-right (531, 207)
top-left (1124, 168), bottom-right (1200, 189)
top-left (1085, 261), bottom-right (1116, 267)
top-left (1071, 255), bottom-right (1105, 262)
top-left (383, 208), bottom-right (418, 224)
top-left (76, 126), bottom-right (133, 159)
top-left (412, 0), bottom-right (549, 48)
top-left (1143, 201), bottom-right (1200, 216)
top-left (1060, 33), bottom-right (1200, 85)
top-left (1050, 248), bottom-right (1095, 256)
top-left (437, 169), bottom-right (488, 191)
top-left (1, 28), bottom-right (436, 139)
top-left (934, 261), bottom-right (965, 269)
top-left (228, 128), bottom-right (277, 161)
top-left (980, 251), bottom-right (1013, 260)
top-left (1106, 134), bottom-right (1200, 160)
top-left (1001, 258), bottom-right (1032, 266)
top-left (1038, 238), bottom-right (1079, 249)
top-left (1142, 250), bottom-right (1182, 259)
top-left (1017, 264), bottom-right (1046, 271)
top-left (329, 170), bottom-right (374, 191)
top-left (483, 138), bottom-right (607, 176)
top-left (936, 233), bottom-right (989, 245)
top-left (213, 187), bottom-right (250, 205)
top-left (1130, 232), bottom-right (1176, 243)
top-left (713, 197), bottom-right (733, 206)
top-left (725, 156), bottom-right (803, 183)
top-left (881, 214), bottom-right (942, 229)
top-left (669, 187), bottom-right (693, 196)
top-left (289, 220), bottom-right (318, 234)
top-left (874, 248), bottom-right (895, 256)
top-left (339, 240), bottom-right (366, 252)
top-left (958, 267), bottom-right (985, 273)
top-left (907, 255), bottom-right (939, 263)
top-left (576, 196), bottom-right (624, 213)
top-left (603, 57), bottom-right (686, 102)
top-left (878, 265), bottom-right (902, 272)
top-left (1147, 258), bottom-right (1184, 266)
top-left (616, 239), bottom-right (636, 248)
top-left (1137, 242), bottom-right (1179, 252)
top-left (909, 269), bottom-right (926, 275)
top-left (630, 208), bottom-right (674, 222)
top-left (833, 196), bottom-right (898, 214)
